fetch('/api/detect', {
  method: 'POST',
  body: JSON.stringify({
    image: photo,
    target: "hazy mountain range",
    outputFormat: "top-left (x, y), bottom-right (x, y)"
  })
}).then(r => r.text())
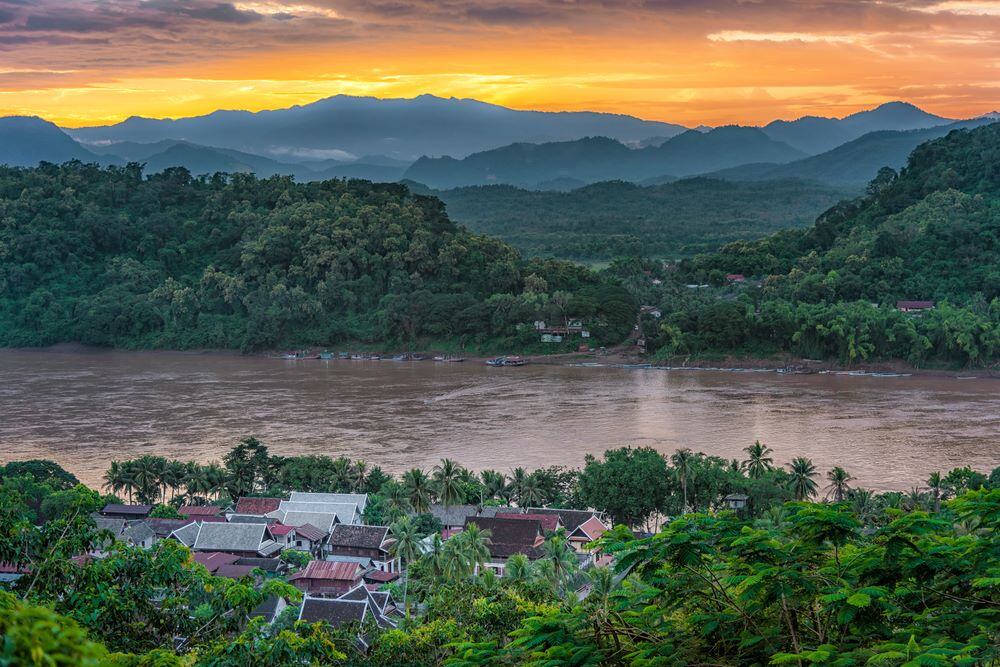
top-left (66, 94), bottom-right (688, 161)
top-left (0, 96), bottom-right (996, 191)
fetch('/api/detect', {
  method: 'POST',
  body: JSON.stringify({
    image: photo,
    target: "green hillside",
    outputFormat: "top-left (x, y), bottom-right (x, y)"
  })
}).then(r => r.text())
top-left (0, 162), bottom-right (636, 351)
top-left (642, 122), bottom-right (1000, 365)
top-left (427, 177), bottom-right (855, 259)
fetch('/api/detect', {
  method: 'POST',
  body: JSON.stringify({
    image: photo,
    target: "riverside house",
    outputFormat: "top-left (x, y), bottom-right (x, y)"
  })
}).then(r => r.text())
top-left (464, 516), bottom-right (545, 577)
top-left (289, 560), bottom-right (367, 596)
top-left (326, 524), bottom-right (399, 573)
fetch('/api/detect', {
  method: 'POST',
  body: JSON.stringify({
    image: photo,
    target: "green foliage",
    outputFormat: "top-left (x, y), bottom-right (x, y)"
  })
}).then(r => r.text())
top-left (0, 163), bottom-right (634, 351)
top-left (577, 447), bottom-right (670, 527)
top-left (432, 178), bottom-right (852, 260)
top-left (658, 123), bottom-right (1000, 365)
top-left (0, 591), bottom-right (109, 666)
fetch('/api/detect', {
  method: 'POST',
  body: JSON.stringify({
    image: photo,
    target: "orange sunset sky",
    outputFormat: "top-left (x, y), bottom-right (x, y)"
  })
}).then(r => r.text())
top-left (0, 0), bottom-right (998, 127)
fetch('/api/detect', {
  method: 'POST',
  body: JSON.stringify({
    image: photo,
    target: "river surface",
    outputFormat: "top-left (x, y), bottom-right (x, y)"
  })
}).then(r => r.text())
top-left (0, 348), bottom-right (997, 490)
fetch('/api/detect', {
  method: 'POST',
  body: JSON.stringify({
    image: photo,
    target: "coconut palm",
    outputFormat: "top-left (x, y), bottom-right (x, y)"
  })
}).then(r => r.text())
top-left (453, 522), bottom-right (491, 576)
top-left (389, 516), bottom-right (423, 567)
top-left (480, 470), bottom-right (508, 503)
top-left (742, 440), bottom-right (774, 479)
top-left (103, 461), bottom-right (128, 500)
top-left (130, 456), bottom-right (165, 504)
top-left (503, 553), bottom-right (531, 584)
top-left (349, 460), bottom-right (368, 492)
top-left (185, 465), bottom-right (213, 501)
top-left (403, 468), bottom-right (433, 514)
top-left (824, 466), bottom-right (854, 502)
top-left (848, 488), bottom-right (877, 525)
top-left (432, 458), bottom-right (465, 508)
top-left (539, 531), bottom-right (578, 594)
top-left (518, 473), bottom-right (544, 508)
top-left (671, 448), bottom-right (695, 512)
top-left (787, 457), bottom-right (819, 500)
top-left (423, 533), bottom-right (446, 577)
top-left (330, 457), bottom-right (353, 493)
top-left (383, 481), bottom-right (413, 520)
top-left (163, 460), bottom-right (188, 502)
top-left (509, 468), bottom-right (528, 505)
top-left (203, 462), bottom-right (228, 500)
top-left (927, 471), bottom-right (947, 513)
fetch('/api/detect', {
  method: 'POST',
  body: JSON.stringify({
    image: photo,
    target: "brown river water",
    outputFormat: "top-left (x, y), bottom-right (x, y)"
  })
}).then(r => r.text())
top-left (1, 348), bottom-right (997, 490)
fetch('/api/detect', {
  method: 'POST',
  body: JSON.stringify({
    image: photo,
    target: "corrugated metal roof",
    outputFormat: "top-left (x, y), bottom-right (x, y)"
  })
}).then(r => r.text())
top-left (290, 560), bottom-right (364, 582)
top-left (289, 492), bottom-right (368, 512)
top-left (193, 522), bottom-right (267, 552)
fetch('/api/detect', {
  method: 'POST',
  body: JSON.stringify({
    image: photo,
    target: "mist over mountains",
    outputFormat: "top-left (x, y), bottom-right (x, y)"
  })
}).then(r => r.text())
top-left (1, 95), bottom-right (995, 193)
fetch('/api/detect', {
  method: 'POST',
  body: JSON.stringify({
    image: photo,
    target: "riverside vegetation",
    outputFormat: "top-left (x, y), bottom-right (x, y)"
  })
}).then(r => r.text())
top-left (1, 123), bottom-right (999, 367)
top-left (1, 437), bottom-right (998, 665)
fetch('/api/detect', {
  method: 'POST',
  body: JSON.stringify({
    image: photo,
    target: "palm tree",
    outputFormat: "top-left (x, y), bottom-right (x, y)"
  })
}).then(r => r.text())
top-left (509, 468), bottom-right (528, 505)
top-left (403, 468), bottom-right (433, 514)
top-left (742, 440), bottom-right (774, 479)
top-left (451, 522), bottom-right (491, 577)
top-left (350, 460), bottom-right (368, 492)
top-left (504, 553), bottom-right (530, 584)
top-left (787, 457), bottom-right (818, 500)
top-left (130, 456), bottom-right (164, 504)
top-left (163, 460), bottom-right (188, 502)
top-left (927, 471), bottom-right (947, 513)
top-left (539, 531), bottom-right (578, 594)
top-left (480, 470), bottom-right (507, 503)
top-left (671, 448), bottom-right (695, 512)
top-left (423, 533), bottom-right (446, 577)
top-left (518, 473), bottom-right (544, 508)
top-left (331, 457), bottom-right (353, 493)
top-left (383, 481), bottom-right (413, 520)
top-left (824, 467), bottom-right (854, 502)
top-left (848, 488), bottom-right (877, 525)
top-left (103, 461), bottom-right (127, 500)
top-left (432, 458), bottom-right (465, 508)
top-left (185, 465), bottom-right (213, 502)
top-left (203, 462), bottom-right (227, 500)
top-left (389, 516), bottom-right (423, 567)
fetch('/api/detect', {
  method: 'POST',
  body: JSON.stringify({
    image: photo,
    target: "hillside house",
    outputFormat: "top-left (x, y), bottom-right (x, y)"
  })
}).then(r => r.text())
top-left (464, 516), bottom-right (545, 576)
top-left (327, 525), bottom-right (398, 573)
top-left (896, 300), bottom-right (935, 313)
top-left (289, 560), bottom-right (367, 597)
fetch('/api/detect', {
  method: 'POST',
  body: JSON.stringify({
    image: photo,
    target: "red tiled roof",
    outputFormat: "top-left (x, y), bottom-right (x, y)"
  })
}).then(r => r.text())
top-left (571, 515), bottom-right (608, 541)
top-left (193, 552), bottom-right (241, 573)
top-left (214, 564), bottom-right (257, 579)
top-left (363, 570), bottom-right (399, 583)
top-left (293, 523), bottom-right (327, 542)
top-left (179, 505), bottom-right (221, 517)
top-left (496, 512), bottom-right (559, 532)
top-left (269, 524), bottom-right (295, 536)
top-left (234, 497), bottom-right (283, 515)
top-left (289, 560), bottom-right (364, 582)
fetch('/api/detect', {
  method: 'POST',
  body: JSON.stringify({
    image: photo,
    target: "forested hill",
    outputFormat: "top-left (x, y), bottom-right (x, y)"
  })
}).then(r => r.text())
top-left (0, 163), bottom-right (636, 351)
top-left (651, 122), bottom-right (1000, 365)
top-left (683, 122), bottom-right (1000, 300)
top-left (423, 177), bottom-right (854, 260)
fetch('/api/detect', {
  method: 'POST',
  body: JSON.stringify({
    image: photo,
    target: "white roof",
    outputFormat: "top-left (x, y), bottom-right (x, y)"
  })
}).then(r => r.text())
top-left (270, 501), bottom-right (361, 525)
top-left (192, 522), bottom-right (267, 553)
top-left (169, 522), bottom-right (201, 547)
top-left (266, 510), bottom-right (340, 533)
top-left (289, 492), bottom-right (368, 512)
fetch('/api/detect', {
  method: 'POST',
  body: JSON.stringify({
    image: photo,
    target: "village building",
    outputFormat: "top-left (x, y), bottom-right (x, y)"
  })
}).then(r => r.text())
top-left (326, 525), bottom-right (398, 573)
top-left (896, 300), bottom-right (935, 313)
top-left (100, 504), bottom-right (153, 520)
top-left (191, 522), bottom-right (277, 557)
top-left (495, 512), bottom-right (561, 533)
top-left (267, 500), bottom-right (361, 527)
top-left (122, 521), bottom-right (156, 549)
top-left (427, 504), bottom-right (479, 530)
top-left (289, 560), bottom-right (367, 597)
top-left (233, 497), bottom-right (283, 516)
top-left (288, 492), bottom-right (369, 513)
top-left (251, 595), bottom-right (289, 625)
top-left (464, 516), bottom-right (545, 576)
top-left (178, 505), bottom-right (222, 518)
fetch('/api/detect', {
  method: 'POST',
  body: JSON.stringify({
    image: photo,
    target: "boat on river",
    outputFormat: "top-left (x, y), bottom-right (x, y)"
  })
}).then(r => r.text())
top-left (486, 356), bottom-right (526, 367)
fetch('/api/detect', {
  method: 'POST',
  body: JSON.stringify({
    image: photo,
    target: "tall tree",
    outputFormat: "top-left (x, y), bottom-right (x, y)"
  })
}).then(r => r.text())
top-left (788, 457), bottom-right (819, 500)
top-left (824, 467), bottom-right (854, 502)
top-left (742, 440), bottom-right (774, 479)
